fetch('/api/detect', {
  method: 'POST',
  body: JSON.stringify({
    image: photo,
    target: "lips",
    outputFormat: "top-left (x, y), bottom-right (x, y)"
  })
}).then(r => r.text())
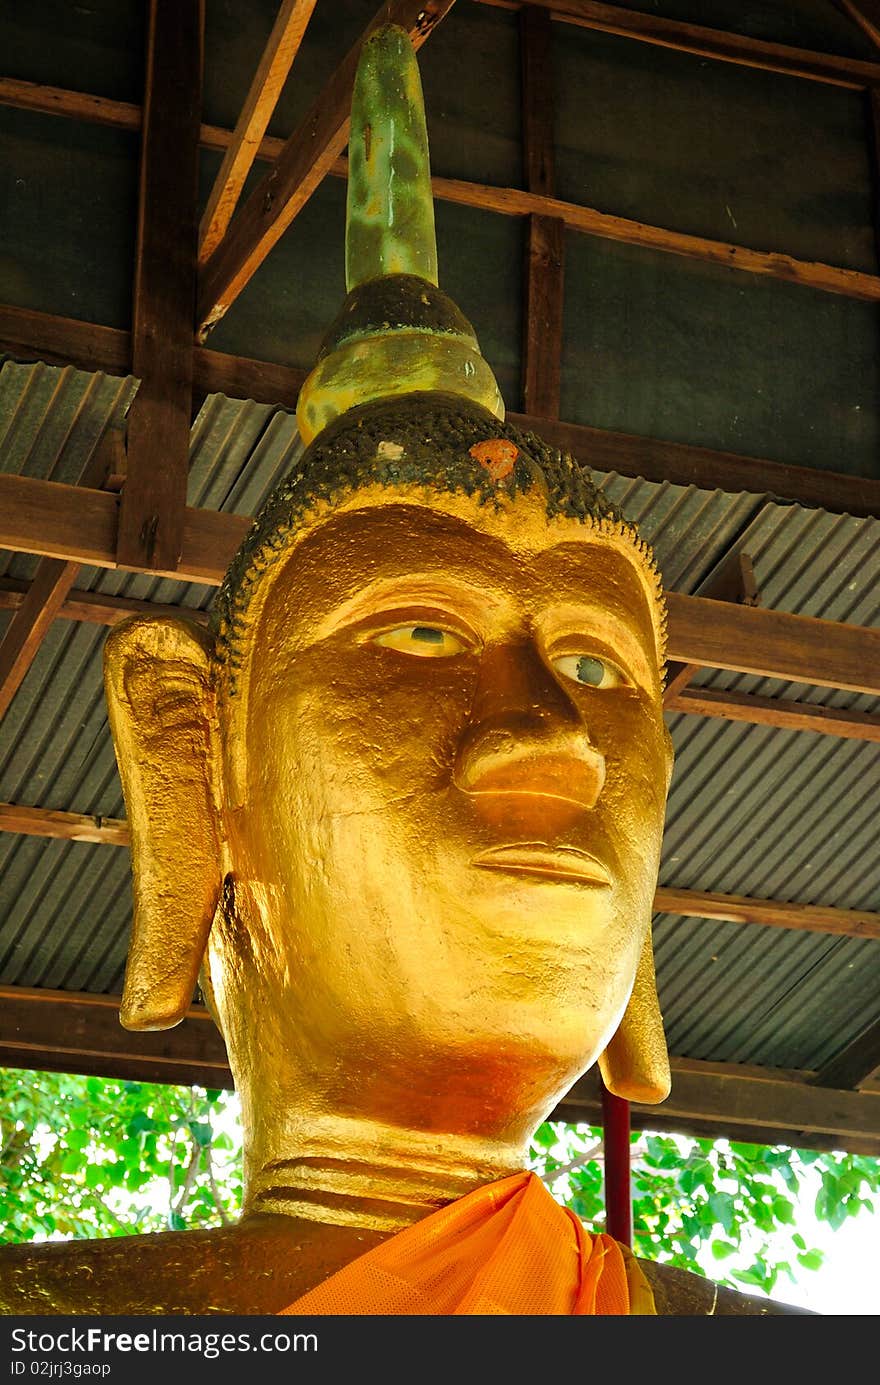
top-left (471, 844), bottom-right (611, 885)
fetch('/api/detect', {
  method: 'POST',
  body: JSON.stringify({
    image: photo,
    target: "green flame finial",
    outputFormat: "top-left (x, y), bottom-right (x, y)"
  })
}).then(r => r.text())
top-left (295, 25), bottom-right (504, 446)
top-left (346, 25), bottom-right (438, 291)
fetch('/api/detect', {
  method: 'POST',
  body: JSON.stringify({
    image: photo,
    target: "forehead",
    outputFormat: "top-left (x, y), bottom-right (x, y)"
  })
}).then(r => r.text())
top-left (251, 488), bottom-right (659, 654)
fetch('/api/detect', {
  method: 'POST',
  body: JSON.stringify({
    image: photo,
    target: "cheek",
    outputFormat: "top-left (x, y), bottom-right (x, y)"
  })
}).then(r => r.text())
top-left (255, 651), bottom-right (481, 809)
top-left (595, 700), bottom-right (670, 842)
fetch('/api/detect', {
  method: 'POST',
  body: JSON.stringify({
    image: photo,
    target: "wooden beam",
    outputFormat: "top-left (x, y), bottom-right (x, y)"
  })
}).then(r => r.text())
top-left (835, 0), bottom-right (880, 52)
top-left (479, 0), bottom-right (880, 88)
top-left (0, 302), bottom-right (131, 375)
top-left (0, 474), bottom-right (249, 584)
top-left (663, 551), bottom-right (759, 706)
top-left (0, 430), bottom-right (124, 721)
top-left (436, 178), bottom-right (880, 304)
top-left (664, 592), bottom-right (880, 694)
top-left (811, 1018), bottom-right (880, 1090)
top-left (555, 1061), bottom-right (880, 1156)
top-left (199, 0), bottom-right (317, 264)
top-left (197, 0), bottom-right (458, 337)
top-left (1, 472), bottom-right (878, 690)
top-left (653, 887), bottom-right (880, 940)
top-left (4, 75), bottom-right (880, 309)
top-left (507, 412), bottom-right (880, 519)
top-left (0, 560), bottom-right (80, 719)
top-left (0, 579), bottom-right (210, 630)
top-left (520, 5), bottom-right (565, 419)
top-left (0, 986), bottom-right (232, 1091)
top-left (867, 86), bottom-right (880, 275)
top-left (0, 804), bottom-right (129, 847)
top-left (116, 0), bottom-right (202, 574)
top-left (0, 303), bottom-right (309, 409)
top-left (668, 687), bottom-right (880, 741)
top-left (3, 303), bottom-right (878, 518)
top-left (1, 802), bottom-right (876, 941)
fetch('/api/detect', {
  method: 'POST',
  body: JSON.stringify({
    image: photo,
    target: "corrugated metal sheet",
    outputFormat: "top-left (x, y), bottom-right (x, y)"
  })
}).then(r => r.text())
top-left (0, 361), bottom-right (877, 1074)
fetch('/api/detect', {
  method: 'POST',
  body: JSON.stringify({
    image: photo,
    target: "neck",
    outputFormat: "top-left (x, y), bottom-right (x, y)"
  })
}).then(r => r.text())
top-left (243, 1110), bottom-right (527, 1233)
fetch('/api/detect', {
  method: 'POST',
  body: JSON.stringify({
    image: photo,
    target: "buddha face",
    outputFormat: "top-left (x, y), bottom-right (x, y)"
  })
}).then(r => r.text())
top-left (214, 486), bottom-right (671, 1137)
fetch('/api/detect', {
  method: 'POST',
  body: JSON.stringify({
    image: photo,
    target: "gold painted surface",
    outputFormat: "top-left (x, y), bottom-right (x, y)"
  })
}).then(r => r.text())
top-left (0, 471), bottom-right (812, 1316)
top-left (0, 25), bottom-right (805, 1318)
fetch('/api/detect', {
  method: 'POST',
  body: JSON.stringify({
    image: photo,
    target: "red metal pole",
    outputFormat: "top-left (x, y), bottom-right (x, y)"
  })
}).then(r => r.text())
top-left (601, 1077), bottom-right (632, 1247)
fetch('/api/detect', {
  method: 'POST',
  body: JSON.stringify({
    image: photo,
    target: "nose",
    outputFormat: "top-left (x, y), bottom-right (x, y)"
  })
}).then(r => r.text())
top-left (453, 641), bottom-right (606, 810)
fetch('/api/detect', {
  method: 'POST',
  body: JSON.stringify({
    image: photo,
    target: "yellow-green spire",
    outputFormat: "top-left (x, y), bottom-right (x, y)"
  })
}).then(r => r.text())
top-left (345, 25), bottom-right (438, 290)
top-left (296, 25), bottom-right (504, 447)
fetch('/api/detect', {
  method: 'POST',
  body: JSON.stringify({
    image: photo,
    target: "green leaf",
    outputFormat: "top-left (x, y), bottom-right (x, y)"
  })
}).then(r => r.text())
top-left (796, 1250), bottom-right (824, 1271)
top-left (189, 1120), bottom-right (212, 1149)
top-left (710, 1240), bottom-right (738, 1260)
top-left (707, 1191), bottom-right (736, 1236)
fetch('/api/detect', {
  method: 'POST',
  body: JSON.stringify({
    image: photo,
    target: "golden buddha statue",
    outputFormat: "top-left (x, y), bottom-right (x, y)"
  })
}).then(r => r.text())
top-left (0, 27), bottom-right (806, 1316)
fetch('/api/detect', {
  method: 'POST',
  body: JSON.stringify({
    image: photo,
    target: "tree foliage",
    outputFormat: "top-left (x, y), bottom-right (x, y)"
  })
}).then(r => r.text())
top-left (3, 1067), bottom-right (878, 1305)
top-left (529, 1121), bottom-right (880, 1297)
top-left (0, 1068), bottom-right (241, 1242)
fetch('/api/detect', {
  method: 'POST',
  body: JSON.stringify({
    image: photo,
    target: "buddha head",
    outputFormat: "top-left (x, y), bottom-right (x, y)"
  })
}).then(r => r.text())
top-left (103, 27), bottom-right (673, 1204)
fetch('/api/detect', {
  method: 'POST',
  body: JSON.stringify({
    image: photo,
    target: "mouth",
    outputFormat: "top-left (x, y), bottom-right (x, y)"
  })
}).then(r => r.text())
top-left (471, 844), bottom-right (612, 886)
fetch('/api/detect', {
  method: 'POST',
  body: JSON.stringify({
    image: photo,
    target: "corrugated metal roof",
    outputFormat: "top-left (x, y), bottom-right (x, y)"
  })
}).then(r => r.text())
top-left (0, 361), bottom-right (877, 1074)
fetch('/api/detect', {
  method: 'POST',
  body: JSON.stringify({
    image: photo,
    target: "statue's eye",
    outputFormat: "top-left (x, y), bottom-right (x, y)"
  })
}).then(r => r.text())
top-left (372, 625), bottom-right (468, 658)
top-left (552, 653), bottom-right (627, 689)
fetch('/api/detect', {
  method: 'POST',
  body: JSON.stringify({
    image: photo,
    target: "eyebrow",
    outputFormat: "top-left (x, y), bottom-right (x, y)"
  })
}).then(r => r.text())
top-left (312, 571), bottom-right (511, 641)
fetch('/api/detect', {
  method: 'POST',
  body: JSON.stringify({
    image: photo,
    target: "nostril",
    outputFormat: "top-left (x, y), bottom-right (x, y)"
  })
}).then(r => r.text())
top-left (454, 720), bottom-right (605, 809)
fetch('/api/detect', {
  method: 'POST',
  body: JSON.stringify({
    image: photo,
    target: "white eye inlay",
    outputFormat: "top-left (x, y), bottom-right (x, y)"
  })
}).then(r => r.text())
top-left (553, 653), bottom-right (626, 689)
top-left (372, 625), bottom-right (467, 658)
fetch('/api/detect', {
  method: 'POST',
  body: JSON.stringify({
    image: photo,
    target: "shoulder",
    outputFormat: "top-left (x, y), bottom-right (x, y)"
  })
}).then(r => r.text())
top-left (0, 1223), bottom-right (235, 1315)
top-left (0, 1215), bottom-right (328, 1315)
top-left (637, 1258), bottom-right (816, 1315)
top-left (0, 1213), bottom-right (391, 1315)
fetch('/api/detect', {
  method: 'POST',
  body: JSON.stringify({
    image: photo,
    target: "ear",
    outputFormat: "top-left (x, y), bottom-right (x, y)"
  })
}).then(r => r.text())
top-left (103, 615), bottom-right (223, 1031)
top-left (598, 928), bottom-right (670, 1104)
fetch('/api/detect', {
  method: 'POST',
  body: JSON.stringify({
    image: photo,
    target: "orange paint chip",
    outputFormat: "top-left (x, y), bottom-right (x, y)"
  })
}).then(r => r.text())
top-left (469, 439), bottom-right (518, 481)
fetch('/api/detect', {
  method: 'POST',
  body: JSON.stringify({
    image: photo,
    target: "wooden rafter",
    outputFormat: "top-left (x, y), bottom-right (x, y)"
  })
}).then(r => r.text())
top-left (115, 0), bottom-right (202, 575)
top-left (1, 804), bottom-right (877, 942)
top-left (662, 552), bottom-right (760, 708)
top-left (0, 986), bottom-right (231, 1092)
top-left (0, 560), bottom-right (80, 721)
top-left (0, 429), bottom-right (124, 721)
top-left (431, 177), bottom-right (880, 303)
top-left (2, 304), bottom-right (878, 518)
top-left (520, 5), bottom-right (565, 419)
top-left (0, 472), bottom-right (878, 692)
top-left (834, 0), bottom-right (880, 51)
top-left (0, 582), bottom-right (209, 629)
top-left (0, 805), bottom-right (129, 847)
top-left (811, 1017), bottom-right (880, 1089)
top-left (199, 0), bottom-right (318, 264)
top-left (559, 1060), bottom-right (880, 1156)
top-left (3, 79), bottom-right (880, 309)
top-left (814, 1019), bottom-right (880, 1091)
top-left (196, 0), bottom-right (458, 337)
top-left (479, 0), bottom-right (880, 88)
top-left (667, 687), bottom-right (880, 741)
top-left (652, 888), bottom-right (880, 941)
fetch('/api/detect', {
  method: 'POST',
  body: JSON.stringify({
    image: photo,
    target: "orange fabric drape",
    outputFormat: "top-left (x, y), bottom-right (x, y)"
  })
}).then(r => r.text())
top-left (279, 1170), bottom-right (655, 1316)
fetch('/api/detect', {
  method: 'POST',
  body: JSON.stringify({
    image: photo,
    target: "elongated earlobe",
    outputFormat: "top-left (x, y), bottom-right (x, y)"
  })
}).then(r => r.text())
top-left (103, 616), bottom-right (222, 1031)
top-left (599, 930), bottom-right (670, 1103)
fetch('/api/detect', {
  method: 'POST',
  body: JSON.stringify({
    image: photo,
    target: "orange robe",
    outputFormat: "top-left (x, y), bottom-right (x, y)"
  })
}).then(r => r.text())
top-left (280, 1170), bottom-right (655, 1315)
